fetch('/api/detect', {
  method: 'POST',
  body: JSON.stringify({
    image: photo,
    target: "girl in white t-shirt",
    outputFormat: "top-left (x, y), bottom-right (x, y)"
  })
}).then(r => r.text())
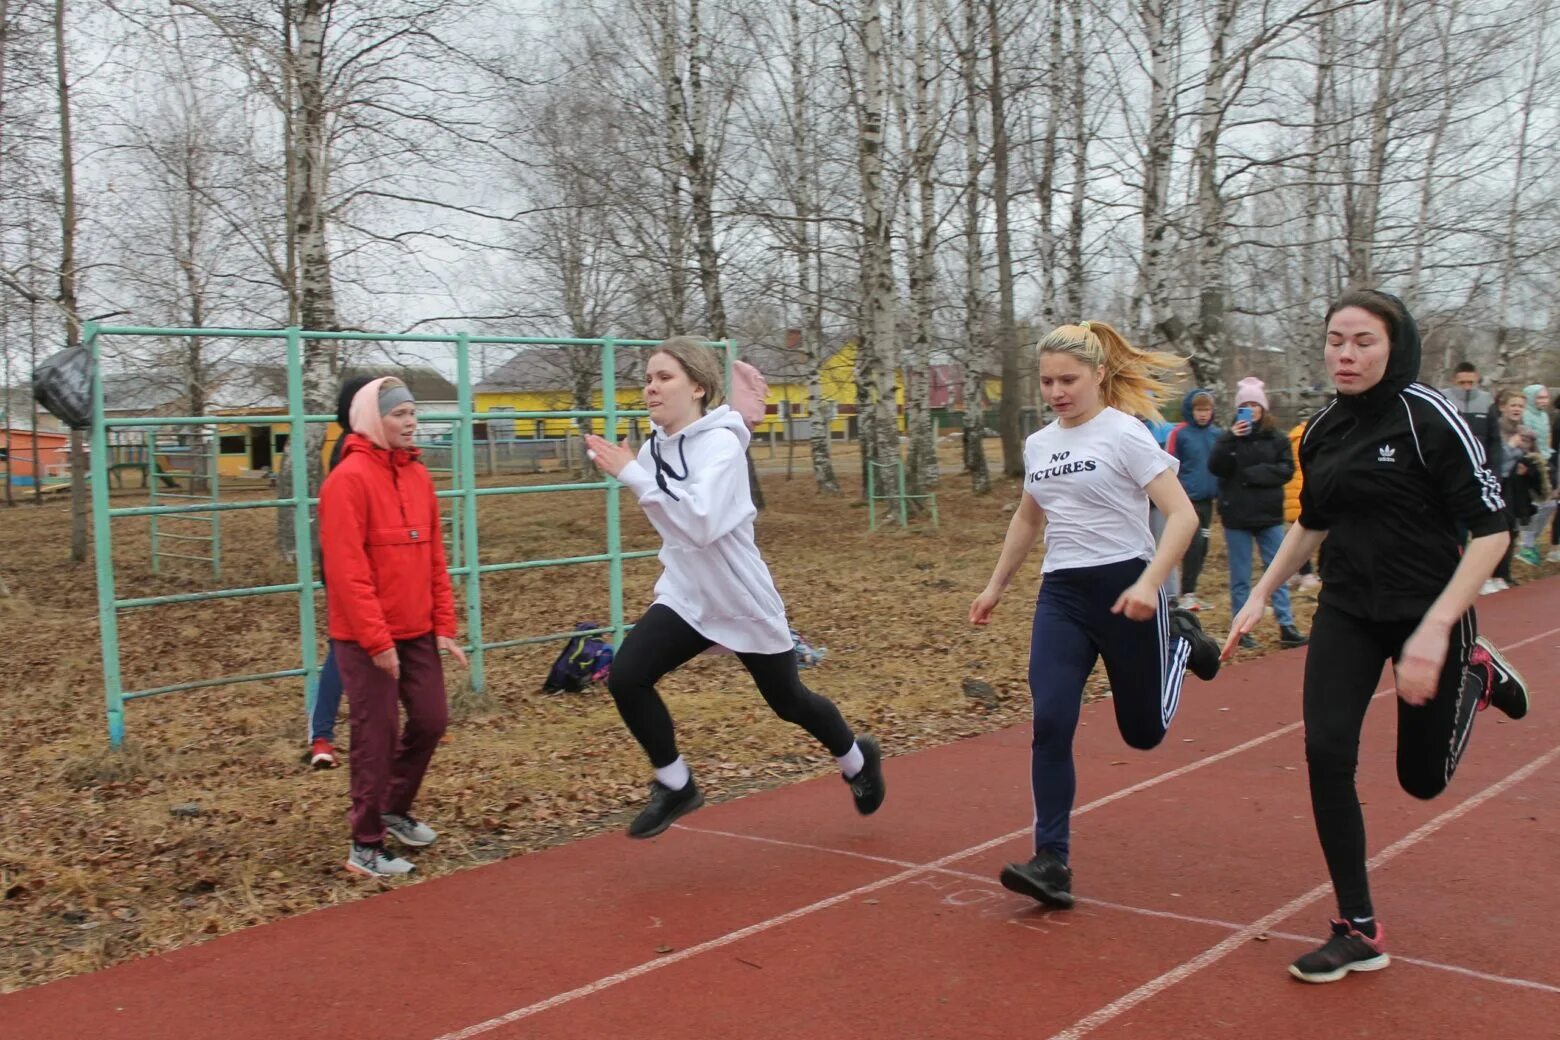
top-left (584, 337), bottom-right (885, 840)
top-left (969, 320), bottom-right (1222, 909)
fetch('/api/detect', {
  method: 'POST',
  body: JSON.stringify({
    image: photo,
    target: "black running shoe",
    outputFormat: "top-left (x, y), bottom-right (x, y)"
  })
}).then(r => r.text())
top-left (627, 779), bottom-right (704, 839)
top-left (1473, 637), bottom-right (1529, 720)
top-left (1289, 919), bottom-right (1389, 983)
top-left (999, 849), bottom-right (1075, 910)
top-left (1170, 608), bottom-right (1221, 682)
top-left (845, 735), bottom-right (886, 815)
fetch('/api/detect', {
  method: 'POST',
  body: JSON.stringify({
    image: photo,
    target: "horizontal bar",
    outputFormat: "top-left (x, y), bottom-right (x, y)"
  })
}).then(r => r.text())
top-left (434, 482), bottom-right (611, 499)
top-left (478, 626), bottom-right (616, 652)
top-left (452, 549), bottom-right (658, 577)
top-left (106, 414), bottom-right (333, 428)
top-left (110, 497), bottom-right (313, 518)
top-left (116, 581), bottom-right (319, 610)
top-left (419, 410), bottom-right (651, 422)
top-left (154, 532), bottom-right (215, 542)
top-left (148, 492), bottom-right (215, 500)
top-left (95, 326), bottom-right (680, 348)
top-left (124, 668), bottom-right (308, 701)
top-left (151, 551), bottom-right (216, 563)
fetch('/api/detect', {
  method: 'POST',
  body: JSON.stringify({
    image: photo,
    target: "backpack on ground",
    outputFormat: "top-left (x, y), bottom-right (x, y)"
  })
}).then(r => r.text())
top-left (541, 622), bottom-right (614, 693)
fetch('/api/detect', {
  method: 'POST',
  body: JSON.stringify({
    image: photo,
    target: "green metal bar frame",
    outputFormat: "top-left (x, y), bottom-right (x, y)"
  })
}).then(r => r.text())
top-left (866, 458), bottom-right (938, 531)
top-left (88, 324), bottom-right (732, 745)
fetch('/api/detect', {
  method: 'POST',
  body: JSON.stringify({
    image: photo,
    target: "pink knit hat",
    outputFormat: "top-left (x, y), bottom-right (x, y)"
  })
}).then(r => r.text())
top-left (1235, 376), bottom-right (1269, 412)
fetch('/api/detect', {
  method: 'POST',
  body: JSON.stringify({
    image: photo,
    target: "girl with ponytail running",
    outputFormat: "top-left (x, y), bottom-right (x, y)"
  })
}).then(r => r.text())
top-left (969, 321), bottom-right (1222, 909)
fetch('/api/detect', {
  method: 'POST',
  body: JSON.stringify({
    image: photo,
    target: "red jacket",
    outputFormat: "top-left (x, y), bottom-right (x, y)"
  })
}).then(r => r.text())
top-left (320, 434), bottom-right (456, 655)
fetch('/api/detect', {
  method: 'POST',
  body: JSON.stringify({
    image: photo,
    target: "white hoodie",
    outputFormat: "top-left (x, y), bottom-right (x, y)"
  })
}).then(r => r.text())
top-left (615, 405), bottom-right (792, 654)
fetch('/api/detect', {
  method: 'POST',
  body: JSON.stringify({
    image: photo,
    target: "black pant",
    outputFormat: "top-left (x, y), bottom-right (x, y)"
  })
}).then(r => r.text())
top-left (1181, 499), bottom-right (1215, 594)
top-left (607, 604), bottom-right (856, 768)
top-left (1302, 603), bottom-right (1483, 920)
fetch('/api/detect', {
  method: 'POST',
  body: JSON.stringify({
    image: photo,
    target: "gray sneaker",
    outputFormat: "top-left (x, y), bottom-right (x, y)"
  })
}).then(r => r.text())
top-left (346, 842), bottom-right (415, 877)
top-left (383, 812), bottom-right (437, 847)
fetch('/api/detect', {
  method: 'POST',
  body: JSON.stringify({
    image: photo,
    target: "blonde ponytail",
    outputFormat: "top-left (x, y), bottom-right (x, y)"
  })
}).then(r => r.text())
top-left (1035, 321), bottom-right (1183, 421)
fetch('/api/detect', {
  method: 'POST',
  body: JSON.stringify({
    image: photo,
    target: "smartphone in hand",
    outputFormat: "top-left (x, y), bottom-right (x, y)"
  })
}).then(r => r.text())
top-left (1234, 406), bottom-right (1253, 433)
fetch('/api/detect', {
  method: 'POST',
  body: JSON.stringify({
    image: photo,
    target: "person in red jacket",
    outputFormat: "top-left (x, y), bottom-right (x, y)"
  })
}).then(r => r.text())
top-left (320, 376), bottom-right (467, 878)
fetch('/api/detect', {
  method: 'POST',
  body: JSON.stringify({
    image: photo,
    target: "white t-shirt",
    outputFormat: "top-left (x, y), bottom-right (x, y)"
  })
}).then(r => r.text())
top-left (1023, 406), bottom-right (1178, 573)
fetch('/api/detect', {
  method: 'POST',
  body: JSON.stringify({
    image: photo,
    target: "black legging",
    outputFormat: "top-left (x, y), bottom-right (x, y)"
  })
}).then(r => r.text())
top-left (1181, 499), bottom-right (1215, 594)
top-left (607, 604), bottom-right (855, 767)
top-left (1302, 602), bottom-right (1484, 920)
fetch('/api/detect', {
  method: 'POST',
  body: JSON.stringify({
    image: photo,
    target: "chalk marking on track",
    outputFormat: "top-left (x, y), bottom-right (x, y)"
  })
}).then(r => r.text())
top-left (426, 627), bottom-right (1559, 1040)
top-left (1045, 743), bottom-right (1560, 1040)
top-left (678, 830), bottom-right (1560, 996)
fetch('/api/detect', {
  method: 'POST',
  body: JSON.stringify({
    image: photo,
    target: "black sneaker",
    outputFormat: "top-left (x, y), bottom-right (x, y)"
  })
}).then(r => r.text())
top-left (1289, 919), bottom-right (1389, 983)
top-left (845, 735), bottom-right (886, 815)
top-left (998, 849), bottom-right (1075, 910)
top-left (1239, 634), bottom-right (1258, 651)
top-left (1170, 608), bottom-right (1221, 681)
top-left (627, 778), bottom-right (704, 839)
top-left (1472, 637), bottom-right (1529, 720)
top-left (1279, 625), bottom-right (1310, 649)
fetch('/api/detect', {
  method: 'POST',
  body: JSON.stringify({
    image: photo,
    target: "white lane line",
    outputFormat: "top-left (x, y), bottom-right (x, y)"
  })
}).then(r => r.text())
top-left (1045, 742), bottom-right (1560, 1040)
top-left (679, 829), bottom-right (1560, 996)
top-left (428, 625), bottom-right (1559, 1040)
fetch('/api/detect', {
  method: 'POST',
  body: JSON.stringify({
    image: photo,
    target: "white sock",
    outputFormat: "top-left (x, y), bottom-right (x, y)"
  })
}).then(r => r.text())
top-left (837, 742), bottom-right (865, 779)
top-left (654, 757), bottom-right (690, 791)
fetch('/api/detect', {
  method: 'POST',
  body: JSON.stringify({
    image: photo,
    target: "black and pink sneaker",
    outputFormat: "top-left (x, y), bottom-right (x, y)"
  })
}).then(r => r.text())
top-left (1471, 637), bottom-right (1529, 720)
top-left (1289, 919), bottom-right (1389, 983)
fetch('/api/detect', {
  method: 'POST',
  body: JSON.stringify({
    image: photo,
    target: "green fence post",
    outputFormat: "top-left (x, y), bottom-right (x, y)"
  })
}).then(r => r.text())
top-left (456, 332), bottom-right (484, 692)
top-left (88, 323), bottom-right (128, 747)
top-left (603, 337), bottom-right (626, 646)
top-left (210, 436), bottom-right (222, 579)
top-left (896, 459), bottom-right (909, 528)
top-left (285, 328), bottom-right (319, 716)
top-left (146, 429), bottom-right (159, 575)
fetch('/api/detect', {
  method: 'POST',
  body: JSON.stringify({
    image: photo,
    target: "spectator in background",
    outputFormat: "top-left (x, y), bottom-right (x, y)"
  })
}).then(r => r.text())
top-left (1440, 362), bottom-right (1494, 444)
top-left (1514, 384), bottom-right (1556, 567)
top-left (1165, 388), bottom-right (1220, 611)
top-left (1284, 403), bottom-right (1322, 593)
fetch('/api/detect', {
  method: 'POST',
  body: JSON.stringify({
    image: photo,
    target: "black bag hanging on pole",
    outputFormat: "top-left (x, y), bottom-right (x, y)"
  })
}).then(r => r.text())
top-left (31, 344), bottom-right (93, 429)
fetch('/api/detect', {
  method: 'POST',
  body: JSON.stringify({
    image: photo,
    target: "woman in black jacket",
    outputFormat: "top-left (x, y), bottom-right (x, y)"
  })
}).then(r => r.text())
top-left (1222, 290), bottom-right (1528, 985)
top-left (1207, 377), bottom-right (1307, 650)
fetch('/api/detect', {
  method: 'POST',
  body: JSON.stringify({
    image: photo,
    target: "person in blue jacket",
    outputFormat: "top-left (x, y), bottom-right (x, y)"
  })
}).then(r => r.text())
top-left (1165, 388), bottom-right (1220, 610)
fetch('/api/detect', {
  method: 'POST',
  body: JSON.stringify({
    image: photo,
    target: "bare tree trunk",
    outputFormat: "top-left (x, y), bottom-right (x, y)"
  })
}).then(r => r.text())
top-left (1064, 0), bottom-right (1086, 319)
top-left (858, 0), bottom-right (900, 499)
top-left (55, 0), bottom-right (85, 562)
top-left (686, 0), bottom-right (726, 340)
top-left (659, 0), bottom-right (689, 330)
top-left (1188, 0), bottom-right (1235, 390)
top-left (0, 0), bottom-right (11, 509)
top-left (989, 0), bottom-right (1022, 476)
top-left (1295, 6), bottom-right (1333, 392)
top-left (278, 0), bottom-right (341, 557)
top-left (1035, 0), bottom-right (1063, 334)
top-left (1493, 7), bottom-right (1545, 377)
top-left (1135, 0), bottom-right (1176, 342)
top-left (904, 0), bottom-right (938, 496)
top-left (788, 5), bottom-right (837, 495)
top-left (961, 0), bottom-right (991, 494)
top-left (1345, 0), bottom-right (1404, 290)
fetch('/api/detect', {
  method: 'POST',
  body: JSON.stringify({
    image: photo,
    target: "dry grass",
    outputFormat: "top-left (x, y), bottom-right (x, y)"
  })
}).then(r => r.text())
top-left (1, 440), bottom-right (1549, 992)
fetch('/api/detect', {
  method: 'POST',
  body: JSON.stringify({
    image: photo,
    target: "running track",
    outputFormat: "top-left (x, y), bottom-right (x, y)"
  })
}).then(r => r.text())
top-left (7, 580), bottom-right (1558, 1040)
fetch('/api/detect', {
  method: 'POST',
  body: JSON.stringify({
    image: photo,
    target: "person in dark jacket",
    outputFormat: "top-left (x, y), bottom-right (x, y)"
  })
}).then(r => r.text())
top-left (1222, 290), bottom-right (1528, 985)
top-left (306, 375), bottom-right (375, 769)
top-left (1165, 387), bottom-right (1220, 610)
top-left (1207, 377), bottom-right (1307, 650)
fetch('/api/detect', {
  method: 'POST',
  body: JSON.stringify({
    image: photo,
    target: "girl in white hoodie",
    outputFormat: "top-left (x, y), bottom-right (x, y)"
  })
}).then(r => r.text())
top-left (584, 337), bottom-right (886, 838)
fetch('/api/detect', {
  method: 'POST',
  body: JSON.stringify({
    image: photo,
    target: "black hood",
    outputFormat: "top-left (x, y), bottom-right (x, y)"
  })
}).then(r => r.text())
top-left (329, 375), bottom-right (376, 472)
top-left (1335, 290), bottom-right (1421, 417)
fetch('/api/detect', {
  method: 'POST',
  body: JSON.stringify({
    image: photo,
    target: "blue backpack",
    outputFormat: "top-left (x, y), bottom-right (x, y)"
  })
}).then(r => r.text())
top-left (542, 623), bottom-right (614, 694)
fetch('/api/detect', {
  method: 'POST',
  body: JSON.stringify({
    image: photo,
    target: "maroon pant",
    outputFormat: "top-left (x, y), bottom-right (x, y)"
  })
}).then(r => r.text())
top-left (334, 634), bottom-right (448, 845)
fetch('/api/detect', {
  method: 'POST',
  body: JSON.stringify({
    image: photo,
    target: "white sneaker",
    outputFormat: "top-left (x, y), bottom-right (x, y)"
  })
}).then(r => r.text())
top-left (346, 842), bottom-right (415, 877)
top-left (383, 812), bottom-right (437, 847)
top-left (1299, 574), bottom-right (1322, 591)
top-left (1177, 594), bottom-right (1204, 612)
top-left (1479, 579), bottom-right (1503, 596)
top-left (1548, 548), bottom-right (1560, 563)
top-left (1494, 578), bottom-right (1510, 591)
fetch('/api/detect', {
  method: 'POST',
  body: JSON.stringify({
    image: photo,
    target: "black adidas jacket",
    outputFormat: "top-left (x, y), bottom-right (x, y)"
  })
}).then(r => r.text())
top-left (1299, 301), bottom-right (1506, 623)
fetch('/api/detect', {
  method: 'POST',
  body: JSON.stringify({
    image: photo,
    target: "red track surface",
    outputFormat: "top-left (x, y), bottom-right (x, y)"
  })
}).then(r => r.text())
top-left (7, 581), bottom-right (1557, 1040)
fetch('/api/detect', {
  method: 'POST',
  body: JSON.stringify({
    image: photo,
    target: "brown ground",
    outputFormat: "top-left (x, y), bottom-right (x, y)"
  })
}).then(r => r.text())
top-left (0, 440), bottom-right (1547, 992)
